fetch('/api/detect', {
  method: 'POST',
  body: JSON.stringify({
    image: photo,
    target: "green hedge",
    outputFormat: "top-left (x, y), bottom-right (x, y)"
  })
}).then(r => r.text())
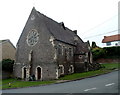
top-left (103, 46), bottom-right (120, 57)
top-left (92, 46), bottom-right (120, 60)
top-left (1, 59), bottom-right (14, 72)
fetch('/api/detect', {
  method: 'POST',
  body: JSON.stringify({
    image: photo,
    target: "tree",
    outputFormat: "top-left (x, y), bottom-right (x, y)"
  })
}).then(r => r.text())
top-left (92, 48), bottom-right (105, 60)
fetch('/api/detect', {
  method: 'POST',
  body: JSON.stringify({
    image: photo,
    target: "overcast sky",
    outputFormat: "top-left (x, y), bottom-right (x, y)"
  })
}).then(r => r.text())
top-left (0, 0), bottom-right (119, 47)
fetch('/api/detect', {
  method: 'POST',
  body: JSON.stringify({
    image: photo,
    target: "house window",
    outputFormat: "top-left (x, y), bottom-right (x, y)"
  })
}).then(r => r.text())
top-left (62, 46), bottom-right (64, 55)
top-left (118, 41), bottom-right (120, 45)
top-left (64, 47), bottom-right (72, 60)
top-left (115, 43), bottom-right (118, 46)
top-left (65, 48), bottom-right (67, 59)
top-left (106, 42), bottom-right (111, 46)
top-left (79, 55), bottom-right (82, 59)
top-left (69, 48), bottom-right (72, 57)
top-left (59, 65), bottom-right (64, 75)
top-left (69, 65), bottom-right (74, 73)
top-left (66, 48), bottom-right (69, 60)
top-left (58, 45), bottom-right (62, 55)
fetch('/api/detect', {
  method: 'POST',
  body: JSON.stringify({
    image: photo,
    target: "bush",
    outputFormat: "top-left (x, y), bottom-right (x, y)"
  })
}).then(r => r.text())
top-left (92, 48), bottom-right (106, 60)
top-left (2, 59), bottom-right (14, 72)
top-left (92, 46), bottom-right (120, 60)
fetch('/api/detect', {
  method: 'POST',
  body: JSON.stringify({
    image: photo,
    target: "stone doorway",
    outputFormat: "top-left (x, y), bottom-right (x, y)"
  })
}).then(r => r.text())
top-left (36, 66), bottom-right (42, 80)
top-left (23, 67), bottom-right (27, 79)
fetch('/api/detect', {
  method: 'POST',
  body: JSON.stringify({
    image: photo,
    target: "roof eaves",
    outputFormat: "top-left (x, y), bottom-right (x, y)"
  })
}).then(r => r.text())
top-left (102, 40), bottom-right (119, 43)
top-left (55, 39), bottom-right (76, 46)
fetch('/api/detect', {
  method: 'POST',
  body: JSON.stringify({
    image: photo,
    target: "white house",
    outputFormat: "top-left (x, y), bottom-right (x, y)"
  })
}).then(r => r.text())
top-left (102, 34), bottom-right (120, 47)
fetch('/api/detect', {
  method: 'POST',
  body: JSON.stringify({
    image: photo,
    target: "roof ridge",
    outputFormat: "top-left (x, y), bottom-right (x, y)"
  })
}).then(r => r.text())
top-left (105, 34), bottom-right (120, 37)
top-left (102, 34), bottom-right (120, 43)
top-left (36, 9), bottom-right (77, 34)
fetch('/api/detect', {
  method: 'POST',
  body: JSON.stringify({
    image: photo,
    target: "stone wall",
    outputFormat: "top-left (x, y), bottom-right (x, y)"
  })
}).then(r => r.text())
top-left (14, 9), bottom-right (58, 80)
top-left (55, 40), bottom-right (75, 75)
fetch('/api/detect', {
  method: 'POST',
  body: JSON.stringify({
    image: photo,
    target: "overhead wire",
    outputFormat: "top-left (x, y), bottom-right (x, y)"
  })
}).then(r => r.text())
top-left (80, 14), bottom-right (118, 35)
top-left (83, 29), bottom-right (119, 39)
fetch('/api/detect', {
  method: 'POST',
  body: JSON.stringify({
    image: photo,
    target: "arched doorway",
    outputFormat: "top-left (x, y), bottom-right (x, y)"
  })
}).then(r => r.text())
top-left (37, 67), bottom-right (41, 80)
top-left (24, 68), bottom-right (26, 79)
top-left (22, 67), bottom-right (27, 79)
top-left (36, 66), bottom-right (42, 80)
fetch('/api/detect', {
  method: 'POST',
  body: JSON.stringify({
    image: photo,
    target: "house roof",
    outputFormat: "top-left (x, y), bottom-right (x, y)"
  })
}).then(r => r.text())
top-left (36, 7), bottom-right (90, 53)
top-left (102, 34), bottom-right (120, 43)
top-left (0, 39), bottom-right (16, 49)
top-left (75, 41), bottom-right (90, 54)
top-left (0, 39), bottom-right (9, 43)
top-left (35, 8), bottom-right (81, 45)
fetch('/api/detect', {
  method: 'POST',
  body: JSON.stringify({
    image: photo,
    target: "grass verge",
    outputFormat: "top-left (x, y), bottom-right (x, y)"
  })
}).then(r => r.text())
top-left (1, 63), bottom-right (119, 90)
top-left (2, 79), bottom-right (55, 90)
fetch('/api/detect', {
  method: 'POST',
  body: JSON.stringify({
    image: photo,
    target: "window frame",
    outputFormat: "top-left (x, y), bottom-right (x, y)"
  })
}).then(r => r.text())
top-left (59, 65), bottom-right (64, 75)
top-left (106, 42), bottom-right (111, 46)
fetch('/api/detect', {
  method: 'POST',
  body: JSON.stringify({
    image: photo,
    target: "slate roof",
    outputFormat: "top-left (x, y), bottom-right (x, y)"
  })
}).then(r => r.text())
top-left (34, 7), bottom-right (91, 54)
top-left (35, 8), bottom-right (80, 45)
top-left (102, 34), bottom-right (120, 43)
top-left (75, 41), bottom-right (89, 54)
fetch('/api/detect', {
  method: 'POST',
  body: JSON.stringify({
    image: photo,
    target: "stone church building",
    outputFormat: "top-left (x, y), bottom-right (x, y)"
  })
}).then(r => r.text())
top-left (14, 7), bottom-right (93, 81)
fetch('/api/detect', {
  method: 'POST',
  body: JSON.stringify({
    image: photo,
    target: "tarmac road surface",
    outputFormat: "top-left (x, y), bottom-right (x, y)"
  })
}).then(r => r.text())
top-left (2, 71), bottom-right (119, 94)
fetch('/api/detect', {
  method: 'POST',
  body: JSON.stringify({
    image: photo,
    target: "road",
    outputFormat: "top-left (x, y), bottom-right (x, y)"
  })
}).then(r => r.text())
top-left (2, 71), bottom-right (119, 94)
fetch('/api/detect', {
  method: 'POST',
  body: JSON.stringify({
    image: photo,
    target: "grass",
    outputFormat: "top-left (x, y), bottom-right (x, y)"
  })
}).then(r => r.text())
top-left (2, 79), bottom-right (55, 89)
top-left (2, 78), bottom-right (17, 85)
top-left (101, 63), bottom-right (119, 70)
top-left (1, 63), bottom-right (119, 90)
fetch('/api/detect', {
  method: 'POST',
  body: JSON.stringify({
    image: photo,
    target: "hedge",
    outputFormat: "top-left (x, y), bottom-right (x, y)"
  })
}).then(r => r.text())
top-left (1, 59), bottom-right (14, 72)
top-left (92, 46), bottom-right (120, 60)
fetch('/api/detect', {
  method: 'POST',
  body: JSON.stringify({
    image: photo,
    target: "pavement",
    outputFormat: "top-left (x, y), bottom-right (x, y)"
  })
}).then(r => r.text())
top-left (2, 70), bottom-right (119, 94)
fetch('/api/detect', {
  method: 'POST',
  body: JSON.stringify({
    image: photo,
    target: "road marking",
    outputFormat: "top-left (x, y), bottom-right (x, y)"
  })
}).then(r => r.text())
top-left (105, 83), bottom-right (115, 86)
top-left (65, 93), bottom-right (73, 95)
top-left (84, 87), bottom-right (97, 92)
